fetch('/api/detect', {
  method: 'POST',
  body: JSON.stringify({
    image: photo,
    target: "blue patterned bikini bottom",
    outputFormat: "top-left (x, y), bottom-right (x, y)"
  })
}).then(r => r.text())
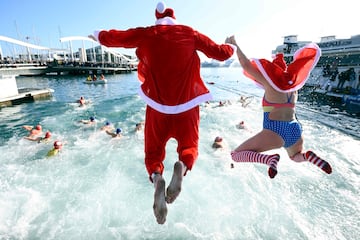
top-left (263, 112), bottom-right (302, 148)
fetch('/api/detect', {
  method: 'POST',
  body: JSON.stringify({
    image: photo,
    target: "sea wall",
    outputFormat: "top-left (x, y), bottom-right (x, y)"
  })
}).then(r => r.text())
top-left (0, 75), bottom-right (18, 98)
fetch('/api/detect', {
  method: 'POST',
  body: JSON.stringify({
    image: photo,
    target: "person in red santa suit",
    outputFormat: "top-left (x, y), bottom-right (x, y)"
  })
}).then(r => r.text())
top-left (89, 2), bottom-right (235, 224)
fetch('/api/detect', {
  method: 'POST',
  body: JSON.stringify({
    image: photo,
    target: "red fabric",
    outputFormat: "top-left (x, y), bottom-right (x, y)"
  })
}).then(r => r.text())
top-left (144, 106), bottom-right (199, 176)
top-left (243, 43), bottom-right (321, 92)
top-left (97, 24), bottom-right (233, 178)
top-left (98, 25), bottom-right (234, 111)
top-left (272, 53), bottom-right (287, 71)
top-left (155, 8), bottom-right (175, 19)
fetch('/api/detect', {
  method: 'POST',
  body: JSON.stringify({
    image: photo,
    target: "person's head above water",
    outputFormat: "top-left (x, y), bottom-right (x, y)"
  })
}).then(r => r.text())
top-left (54, 141), bottom-right (63, 149)
top-left (116, 128), bottom-right (122, 134)
top-left (45, 131), bottom-right (51, 139)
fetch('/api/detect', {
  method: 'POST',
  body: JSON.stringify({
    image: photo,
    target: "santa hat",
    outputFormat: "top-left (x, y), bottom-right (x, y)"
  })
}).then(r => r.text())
top-left (155, 2), bottom-right (177, 25)
top-left (243, 43), bottom-right (321, 92)
top-left (272, 53), bottom-right (287, 71)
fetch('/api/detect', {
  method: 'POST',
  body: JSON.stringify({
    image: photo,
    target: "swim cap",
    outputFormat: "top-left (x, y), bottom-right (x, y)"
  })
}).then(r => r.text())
top-left (105, 121), bottom-right (110, 126)
top-left (45, 131), bottom-right (51, 138)
top-left (214, 136), bottom-right (223, 142)
top-left (90, 116), bottom-right (95, 121)
top-left (54, 141), bottom-right (63, 149)
top-left (116, 128), bottom-right (122, 134)
top-left (36, 125), bottom-right (42, 130)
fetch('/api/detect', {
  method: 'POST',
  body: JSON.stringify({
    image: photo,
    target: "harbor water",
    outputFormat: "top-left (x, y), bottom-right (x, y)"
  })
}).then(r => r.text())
top-left (0, 68), bottom-right (359, 239)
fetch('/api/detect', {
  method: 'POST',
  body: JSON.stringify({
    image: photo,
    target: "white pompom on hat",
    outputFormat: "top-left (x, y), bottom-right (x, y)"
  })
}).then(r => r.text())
top-left (155, 2), bottom-right (175, 19)
top-left (155, 2), bottom-right (177, 25)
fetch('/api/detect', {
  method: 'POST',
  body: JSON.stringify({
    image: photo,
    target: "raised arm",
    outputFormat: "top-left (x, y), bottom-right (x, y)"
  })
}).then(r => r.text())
top-left (195, 31), bottom-right (235, 61)
top-left (106, 130), bottom-right (116, 137)
top-left (226, 36), bottom-right (266, 84)
top-left (22, 125), bottom-right (33, 131)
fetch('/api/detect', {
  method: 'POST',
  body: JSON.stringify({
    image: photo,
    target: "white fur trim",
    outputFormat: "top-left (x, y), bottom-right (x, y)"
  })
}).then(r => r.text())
top-left (138, 88), bottom-right (212, 114)
top-left (253, 42), bottom-right (321, 93)
top-left (252, 58), bottom-right (284, 92)
top-left (155, 17), bottom-right (178, 25)
top-left (93, 30), bottom-right (103, 42)
top-left (227, 43), bottom-right (237, 58)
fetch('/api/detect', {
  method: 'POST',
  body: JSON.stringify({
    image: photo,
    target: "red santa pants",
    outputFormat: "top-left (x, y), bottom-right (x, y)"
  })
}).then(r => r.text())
top-left (144, 106), bottom-right (199, 179)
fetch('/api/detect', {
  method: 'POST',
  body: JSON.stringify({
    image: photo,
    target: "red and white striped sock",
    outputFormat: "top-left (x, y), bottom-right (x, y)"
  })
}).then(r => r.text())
top-left (231, 150), bottom-right (280, 179)
top-left (305, 151), bottom-right (332, 174)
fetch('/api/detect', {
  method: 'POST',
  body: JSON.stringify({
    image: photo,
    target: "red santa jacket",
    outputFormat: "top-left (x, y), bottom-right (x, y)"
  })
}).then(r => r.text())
top-left (96, 25), bottom-right (234, 114)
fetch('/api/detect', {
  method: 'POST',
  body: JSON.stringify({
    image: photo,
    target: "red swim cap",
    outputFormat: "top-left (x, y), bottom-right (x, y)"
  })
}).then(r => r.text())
top-left (54, 141), bottom-right (63, 149)
top-left (36, 125), bottom-right (42, 130)
top-left (45, 132), bottom-right (51, 138)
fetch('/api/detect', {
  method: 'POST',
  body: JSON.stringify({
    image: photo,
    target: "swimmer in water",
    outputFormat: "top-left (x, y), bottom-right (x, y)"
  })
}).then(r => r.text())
top-left (212, 136), bottom-right (224, 149)
top-left (135, 122), bottom-right (145, 132)
top-left (106, 128), bottom-right (122, 138)
top-left (25, 131), bottom-right (52, 143)
top-left (78, 96), bottom-right (86, 106)
top-left (46, 140), bottom-right (63, 157)
top-left (78, 96), bottom-right (91, 106)
top-left (100, 121), bottom-right (114, 131)
top-left (236, 121), bottom-right (246, 130)
top-left (79, 116), bottom-right (96, 125)
top-left (22, 124), bottom-right (43, 138)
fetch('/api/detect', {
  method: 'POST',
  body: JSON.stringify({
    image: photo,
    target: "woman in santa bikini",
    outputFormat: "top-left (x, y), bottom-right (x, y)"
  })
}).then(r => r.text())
top-left (226, 36), bottom-right (332, 178)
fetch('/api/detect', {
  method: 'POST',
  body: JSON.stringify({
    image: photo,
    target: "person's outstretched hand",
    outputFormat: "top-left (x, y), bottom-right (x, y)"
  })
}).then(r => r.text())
top-left (225, 35), bottom-right (237, 45)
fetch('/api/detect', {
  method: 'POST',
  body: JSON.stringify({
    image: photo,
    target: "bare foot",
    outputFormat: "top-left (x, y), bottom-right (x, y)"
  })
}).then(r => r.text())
top-left (153, 176), bottom-right (167, 224)
top-left (166, 161), bottom-right (183, 204)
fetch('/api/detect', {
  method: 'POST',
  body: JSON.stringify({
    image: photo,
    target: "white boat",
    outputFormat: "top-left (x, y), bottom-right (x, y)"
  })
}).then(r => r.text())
top-left (273, 35), bottom-right (360, 113)
top-left (83, 79), bottom-right (107, 84)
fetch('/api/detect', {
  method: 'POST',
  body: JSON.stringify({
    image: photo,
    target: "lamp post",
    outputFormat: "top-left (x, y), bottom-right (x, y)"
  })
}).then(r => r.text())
top-left (25, 36), bottom-right (32, 62)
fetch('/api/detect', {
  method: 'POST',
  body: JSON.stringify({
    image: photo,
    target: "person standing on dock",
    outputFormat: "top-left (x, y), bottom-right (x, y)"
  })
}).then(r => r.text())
top-left (89, 1), bottom-right (235, 224)
top-left (226, 36), bottom-right (332, 179)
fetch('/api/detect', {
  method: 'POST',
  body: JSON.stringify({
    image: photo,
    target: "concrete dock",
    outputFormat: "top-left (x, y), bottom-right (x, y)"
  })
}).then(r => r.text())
top-left (0, 75), bottom-right (53, 108)
top-left (0, 63), bottom-right (136, 76)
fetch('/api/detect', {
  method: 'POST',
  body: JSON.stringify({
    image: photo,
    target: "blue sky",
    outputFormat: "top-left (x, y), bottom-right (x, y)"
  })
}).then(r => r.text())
top-left (0, 0), bottom-right (358, 59)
